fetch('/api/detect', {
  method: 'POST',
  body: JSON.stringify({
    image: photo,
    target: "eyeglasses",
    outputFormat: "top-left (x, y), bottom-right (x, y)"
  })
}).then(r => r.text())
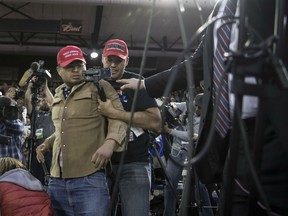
top-left (62, 62), bottom-right (85, 70)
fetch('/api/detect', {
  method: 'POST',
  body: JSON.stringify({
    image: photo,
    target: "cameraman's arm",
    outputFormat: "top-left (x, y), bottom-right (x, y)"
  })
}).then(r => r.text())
top-left (43, 79), bottom-right (54, 104)
top-left (24, 80), bottom-right (33, 115)
top-left (164, 124), bottom-right (196, 142)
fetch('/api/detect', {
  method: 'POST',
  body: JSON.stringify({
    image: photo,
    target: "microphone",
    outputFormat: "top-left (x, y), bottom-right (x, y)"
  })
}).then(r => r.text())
top-left (18, 62), bottom-right (40, 87)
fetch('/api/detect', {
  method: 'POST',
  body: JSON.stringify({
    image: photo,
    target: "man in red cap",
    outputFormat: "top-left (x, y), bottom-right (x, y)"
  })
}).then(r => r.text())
top-left (36, 45), bottom-right (127, 216)
top-left (98, 39), bottom-right (162, 216)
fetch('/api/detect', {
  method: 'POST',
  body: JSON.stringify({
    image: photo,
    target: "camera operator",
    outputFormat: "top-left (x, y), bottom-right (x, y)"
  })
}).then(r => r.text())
top-left (25, 76), bottom-right (54, 116)
top-left (24, 76), bottom-right (54, 185)
top-left (0, 96), bottom-right (25, 164)
top-left (5, 86), bottom-right (27, 124)
top-left (163, 94), bottom-right (213, 216)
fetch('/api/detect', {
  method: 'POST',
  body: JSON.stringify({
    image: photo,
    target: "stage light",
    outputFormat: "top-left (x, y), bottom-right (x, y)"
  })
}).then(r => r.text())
top-left (90, 50), bottom-right (99, 59)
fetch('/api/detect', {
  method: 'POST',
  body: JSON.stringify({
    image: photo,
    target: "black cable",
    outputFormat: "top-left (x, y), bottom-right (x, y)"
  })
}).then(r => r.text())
top-left (235, 100), bottom-right (273, 216)
top-left (156, 14), bottom-right (238, 216)
top-left (109, 0), bottom-right (156, 214)
top-left (159, 3), bottom-right (278, 216)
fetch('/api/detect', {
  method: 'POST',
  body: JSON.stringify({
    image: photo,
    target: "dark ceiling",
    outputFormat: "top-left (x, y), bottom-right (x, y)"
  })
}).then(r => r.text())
top-left (0, 0), bottom-right (215, 84)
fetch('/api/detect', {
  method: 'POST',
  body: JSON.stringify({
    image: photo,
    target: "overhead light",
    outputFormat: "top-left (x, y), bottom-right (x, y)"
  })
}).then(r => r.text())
top-left (180, 2), bottom-right (185, 13)
top-left (179, 0), bottom-right (185, 13)
top-left (90, 50), bottom-right (99, 59)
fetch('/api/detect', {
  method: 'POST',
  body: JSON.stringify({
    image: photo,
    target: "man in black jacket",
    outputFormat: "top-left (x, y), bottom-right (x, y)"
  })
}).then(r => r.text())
top-left (118, 0), bottom-right (288, 215)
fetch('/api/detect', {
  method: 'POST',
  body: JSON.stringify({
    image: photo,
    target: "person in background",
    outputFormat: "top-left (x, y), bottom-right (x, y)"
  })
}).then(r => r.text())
top-left (36, 45), bottom-right (127, 216)
top-left (98, 39), bottom-right (161, 216)
top-left (25, 77), bottom-right (54, 185)
top-left (163, 94), bottom-right (213, 216)
top-left (5, 86), bottom-right (27, 124)
top-left (4, 86), bottom-right (17, 100)
top-left (0, 157), bottom-right (53, 216)
top-left (0, 82), bottom-right (8, 96)
top-left (0, 96), bottom-right (25, 163)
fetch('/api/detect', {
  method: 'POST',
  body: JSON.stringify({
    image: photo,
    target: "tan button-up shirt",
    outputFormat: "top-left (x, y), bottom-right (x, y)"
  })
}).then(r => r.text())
top-left (44, 80), bottom-right (127, 178)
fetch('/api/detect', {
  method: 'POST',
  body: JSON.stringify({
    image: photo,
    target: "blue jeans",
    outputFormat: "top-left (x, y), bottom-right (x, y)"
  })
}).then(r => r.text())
top-left (110, 162), bottom-right (151, 216)
top-left (48, 171), bottom-right (110, 216)
top-left (164, 148), bottom-right (214, 216)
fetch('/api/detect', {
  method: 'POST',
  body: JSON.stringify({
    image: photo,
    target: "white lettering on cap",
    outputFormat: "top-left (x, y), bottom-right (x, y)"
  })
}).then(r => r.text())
top-left (63, 50), bottom-right (80, 58)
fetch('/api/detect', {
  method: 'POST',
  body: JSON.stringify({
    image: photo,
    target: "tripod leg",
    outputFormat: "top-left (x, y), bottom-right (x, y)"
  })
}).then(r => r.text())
top-left (152, 143), bottom-right (180, 206)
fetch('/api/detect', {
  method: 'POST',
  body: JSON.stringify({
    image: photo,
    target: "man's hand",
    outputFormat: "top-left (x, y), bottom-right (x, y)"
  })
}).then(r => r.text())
top-left (163, 123), bottom-right (172, 134)
top-left (98, 99), bottom-right (116, 118)
top-left (91, 139), bottom-right (116, 170)
top-left (193, 133), bottom-right (199, 141)
top-left (117, 78), bottom-right (144, 90)
top-left (36, 143), bottom-right (49, 163)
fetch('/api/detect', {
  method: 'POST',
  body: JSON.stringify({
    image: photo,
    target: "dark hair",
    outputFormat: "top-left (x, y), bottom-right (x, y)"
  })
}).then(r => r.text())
top-left (0, 96), bottom-right (13, 109)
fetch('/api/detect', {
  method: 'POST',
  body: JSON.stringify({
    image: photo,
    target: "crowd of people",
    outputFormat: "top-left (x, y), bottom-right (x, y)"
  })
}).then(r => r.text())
top-left (0, 39), bottom-right (208, 216)
top-left (1, 0), bottom-right (288, 215)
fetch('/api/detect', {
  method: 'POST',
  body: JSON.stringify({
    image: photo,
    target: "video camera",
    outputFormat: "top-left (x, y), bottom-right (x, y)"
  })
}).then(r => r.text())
top-left (18, 60), bottom-right (51, 89)
top-left (31, 60), bottom-right (51, 88)
top-left (82, 67), bottom-right (111, 83)
top-left (14, 89), bottom-right (25, 100)
top-left (162, 103), bottom-right (183, 128)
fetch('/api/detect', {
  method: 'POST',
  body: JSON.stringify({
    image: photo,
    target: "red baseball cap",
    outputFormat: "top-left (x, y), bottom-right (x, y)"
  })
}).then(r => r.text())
top-left (57, 45), bottom-right (86, 67)
top-left (103, 39), bottom-right (128, 60)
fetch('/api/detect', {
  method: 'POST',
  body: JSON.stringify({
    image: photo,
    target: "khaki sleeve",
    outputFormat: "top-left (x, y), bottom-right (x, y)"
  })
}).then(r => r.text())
top-left (99, 79), bottom-right (127, 151)
top-left (44, 133), bottom-right (55, 150)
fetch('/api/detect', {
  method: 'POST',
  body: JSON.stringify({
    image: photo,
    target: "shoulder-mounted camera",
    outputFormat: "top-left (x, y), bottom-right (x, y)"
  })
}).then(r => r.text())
top-left (31, 60), bottom-right (51, 88)
top-left (18, 60), bottom-right (51, 89)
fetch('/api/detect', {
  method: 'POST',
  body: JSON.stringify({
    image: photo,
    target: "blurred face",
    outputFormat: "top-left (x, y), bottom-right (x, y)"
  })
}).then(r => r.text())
top-left (195, 105), bottom-right (201, 116)
top-left (57, 60), bottom-right (86, 87)
top-left (102, 55), bottom-right (129, 80)
top-left (16, 98), bottom-right (24, 107)
top-left (38, 98), bottom-right (51, 112)
top-left (6, 87), bottom-right (17, 99)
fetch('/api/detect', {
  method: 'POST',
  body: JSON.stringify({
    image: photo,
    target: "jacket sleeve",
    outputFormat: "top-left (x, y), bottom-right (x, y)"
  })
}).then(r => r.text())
top-left (99, 79), bottom-right (127, 151)
top-left (44, 133), bottom-right (55, 150)
top-left (145, 35), bottom-right (204, 98)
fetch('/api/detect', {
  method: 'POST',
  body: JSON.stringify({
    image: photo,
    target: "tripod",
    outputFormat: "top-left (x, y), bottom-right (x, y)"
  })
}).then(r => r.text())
top-left (26, 85), bottom-right (50, 187)
top-left (150, 133), bottom-right (180, 209)
top-left (150, 130), bottom-right (214, 216)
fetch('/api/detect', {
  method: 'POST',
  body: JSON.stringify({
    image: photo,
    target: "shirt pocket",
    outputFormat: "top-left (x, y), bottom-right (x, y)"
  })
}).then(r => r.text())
top-left (68, 91), bottom-right (95, 118)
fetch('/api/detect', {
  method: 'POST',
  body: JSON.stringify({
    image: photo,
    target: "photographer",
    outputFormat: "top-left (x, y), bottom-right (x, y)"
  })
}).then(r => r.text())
top-left (25, 76), bottom-right (54, 116)
top-left (5, 86), bottom-right (27, 124)
top-left (163, 94), bottom-right (213, 216)
top-left (24, 76), bottom-right (54, 185)
top-left (0, 96), bottom-right (25, 164)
